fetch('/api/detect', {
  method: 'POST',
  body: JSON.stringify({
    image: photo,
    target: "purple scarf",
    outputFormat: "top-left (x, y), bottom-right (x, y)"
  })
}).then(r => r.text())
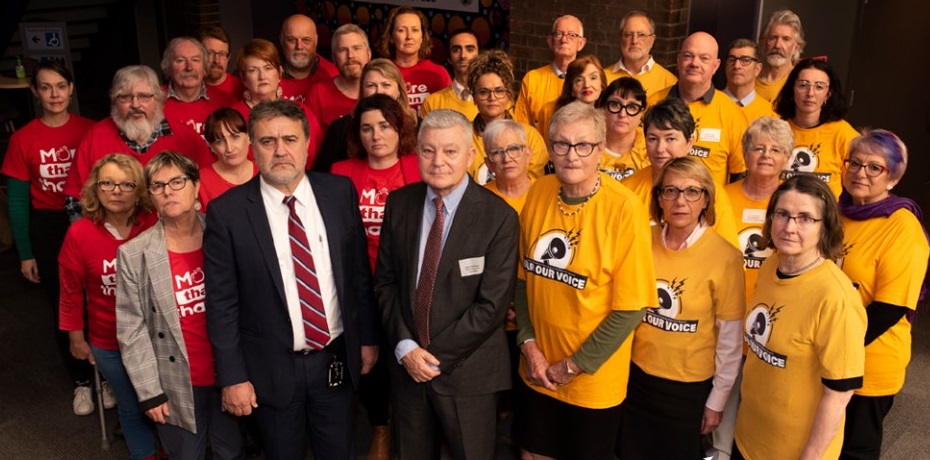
top-left (839, 191), bottom-right (930, 304)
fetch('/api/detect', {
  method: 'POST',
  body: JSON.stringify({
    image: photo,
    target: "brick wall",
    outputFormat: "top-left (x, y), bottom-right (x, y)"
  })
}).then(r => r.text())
top-left (508, 0), bottom-right (691, 82)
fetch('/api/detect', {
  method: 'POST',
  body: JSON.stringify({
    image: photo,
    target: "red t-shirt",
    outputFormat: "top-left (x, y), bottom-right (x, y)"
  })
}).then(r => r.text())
top-left (168, 248), bottom-right (215, 387)
top-left (197, 161), bottom-right (258, 210)
top-left (58, 213), bottom-right (157, 350)
top-left (63, 117), bottom-right (213, 199)
top-left (332, 157), bottom-right (419, 271)
top-left (398, 59), bottom-right (452, 115)
top-left (1, 115), bottom-right (95, 210)
top-left (280, 56), bottom-right (339, 105)
top-left (306, 78), bottom-right (356, 133)
top-left (229, 100), bottom-right (323, 168)
top-left (207, 73), bottom-right (245, 103)
top-left (163, 96), bottom-right (223, 138)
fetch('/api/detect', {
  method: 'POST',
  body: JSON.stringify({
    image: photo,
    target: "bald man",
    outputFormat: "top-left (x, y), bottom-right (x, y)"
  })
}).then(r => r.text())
top-left (649, 32), bottom-right (748, 186)
top-left (513, 15), bottom-right (586, 132)
top-left (279, 14), bottom-right (338, 104)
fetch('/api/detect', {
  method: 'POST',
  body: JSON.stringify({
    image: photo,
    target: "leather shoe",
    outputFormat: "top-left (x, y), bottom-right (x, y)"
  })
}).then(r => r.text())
top-left (368, 425), bottom-right (390, 460)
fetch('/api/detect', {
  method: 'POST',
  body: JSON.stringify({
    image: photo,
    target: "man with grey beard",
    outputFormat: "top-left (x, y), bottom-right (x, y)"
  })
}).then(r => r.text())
top-left (755, 10), bottom-right (805, 102)
top-left (161, 36), bottom-right (231, 138)
top-left (63, 65), bottom-right (211, 220)
top-left (279, 14), bottom-right (338, 104)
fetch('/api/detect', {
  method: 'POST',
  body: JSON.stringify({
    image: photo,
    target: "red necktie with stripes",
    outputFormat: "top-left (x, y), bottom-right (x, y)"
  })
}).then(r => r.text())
top-left (414, 196), bottom-right (444, 348)
top-left (284, 196), bottom-right (330, 350)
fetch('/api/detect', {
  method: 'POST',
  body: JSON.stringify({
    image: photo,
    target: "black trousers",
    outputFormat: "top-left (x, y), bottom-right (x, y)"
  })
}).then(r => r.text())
top-left (31, 209), bottom-right (92, 385)
top-left (840, 394), bottom-right (895, 460)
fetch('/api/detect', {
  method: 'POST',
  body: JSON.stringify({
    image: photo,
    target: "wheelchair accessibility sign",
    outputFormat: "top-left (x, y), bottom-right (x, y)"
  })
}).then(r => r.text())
top-left (24, 26), bottom-right (65, 50)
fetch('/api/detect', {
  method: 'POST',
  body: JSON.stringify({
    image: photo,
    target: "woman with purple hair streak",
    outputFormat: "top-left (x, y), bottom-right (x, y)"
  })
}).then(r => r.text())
top-left (837, 129), bottom-right (930, 459)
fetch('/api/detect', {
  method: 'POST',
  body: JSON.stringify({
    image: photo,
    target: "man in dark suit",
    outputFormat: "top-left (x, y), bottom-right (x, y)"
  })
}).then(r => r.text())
top-left (204, 99), bottom-right (379, 459)
top-left (375, 109), bottom-right (519, 459)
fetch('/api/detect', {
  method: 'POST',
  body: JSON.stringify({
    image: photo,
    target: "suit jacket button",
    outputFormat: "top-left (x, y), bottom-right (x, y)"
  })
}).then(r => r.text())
top-left (158, 332), bottom-right (165, 338)
top-left (169, 356), bottom-right (176, 362)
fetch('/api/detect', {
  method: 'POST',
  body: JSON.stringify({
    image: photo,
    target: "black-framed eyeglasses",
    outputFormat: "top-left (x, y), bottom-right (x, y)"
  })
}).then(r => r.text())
top-left (550, 141), bottom-right (599, 157)
top-left (149, 176), bottom-right (190, 195)
top-left (604, 100), bottom-right (644, 116)
top-left (843, 159), bottom-right (887, 178)
top-left (725, 55), bottom-right (760, 66)
top-left (770, 209), bottom-right (822, 228)
top-left (488, 144), bottom-right (526, 163)
top-left (207, 51), bottom-right (230, 60)
top-left (97, 180), bottom-right (138, 192)
top-left (657, 185), bottom-right (706, 202)
top-left (550, 31), bottom-right (582, 41)
top-left (475, 87), bottom-right (509, 101)
top-left (115, 93), bottom-right (155, 103)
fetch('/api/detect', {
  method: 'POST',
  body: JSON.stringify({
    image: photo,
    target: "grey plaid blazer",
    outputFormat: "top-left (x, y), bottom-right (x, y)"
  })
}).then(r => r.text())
top-left (116, 214), bottom-right (206, 434)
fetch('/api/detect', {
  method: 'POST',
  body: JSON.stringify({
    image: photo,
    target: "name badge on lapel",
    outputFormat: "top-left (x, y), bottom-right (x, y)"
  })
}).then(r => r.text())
top-left (458, 256), bottom-right (485, 277)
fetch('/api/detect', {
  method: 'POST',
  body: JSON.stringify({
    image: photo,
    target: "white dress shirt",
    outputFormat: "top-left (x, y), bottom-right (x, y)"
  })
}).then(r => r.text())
top-left (260, 175), bottom-right (343, 351)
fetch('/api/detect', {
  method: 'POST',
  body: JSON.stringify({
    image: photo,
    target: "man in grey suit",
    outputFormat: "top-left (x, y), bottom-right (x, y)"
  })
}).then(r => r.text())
top-left (375, 109), bottom-right (519, 459)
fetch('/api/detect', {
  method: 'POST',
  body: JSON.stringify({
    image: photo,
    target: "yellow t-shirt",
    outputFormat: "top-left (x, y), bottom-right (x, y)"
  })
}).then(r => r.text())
top-left (755, 73), bottom-right (789, 102)
top-left (513, 65), bottom-right (563, 132)
top-left (600, 128), bottom-right (649, 182)
top-left (519, 174), bottom-right (657, 408)
top-left (840, 209), bottom-right (929, 396)
top-left (783, 119), bottom-right (859, 199)
top-left (649, 87), bottom-right (749, 187)
top-left (633, 226), bottom-right (745, 382)
top-left (724, 179), bottom-right (774, 305)
top-left (536, 100), bottom-right (556, 143)
top-left (604, 61), bottom-right (678, 97)
top-left (741, 95), bottom-right (777, 123)
top-left (420, 86), bottom-right (479, 121)
top-left (469, 120), bottom-right (548, 185)
top-left (485, 179), bottom-right (532, 215)
top-left (735, 255), bottom-right (866, 460)
top-left (622, 165), bottom-right (740, 249)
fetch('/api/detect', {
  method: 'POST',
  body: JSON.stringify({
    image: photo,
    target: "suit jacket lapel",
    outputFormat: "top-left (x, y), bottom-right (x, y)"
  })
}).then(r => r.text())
top-left (405, 184), bottom-right (427, 303)
top-left (143, 222), bottom-right (188, 360)
top-left (244, 178), bottom-right (288, 307)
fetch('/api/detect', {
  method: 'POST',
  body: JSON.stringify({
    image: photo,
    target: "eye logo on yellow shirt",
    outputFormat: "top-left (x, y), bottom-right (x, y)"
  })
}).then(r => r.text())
top-left (739, 228), bottom-right (772, 270)
top-left (523, 228), bottom-right (588, 290)
top-left (745, 303), bottom-right (788, 368)
top-left (642, 278), bottom-right (698, 333)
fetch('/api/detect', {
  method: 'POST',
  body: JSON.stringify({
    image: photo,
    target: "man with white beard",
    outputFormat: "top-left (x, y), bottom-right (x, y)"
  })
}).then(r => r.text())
top-left (305, 24), bottom-right (372, 133)
top-left (63, 65), bottom-right (211, 220)
top-left (161, 37), bottom-right (231, 138)
top-left (279, 14), bottom-right (338, 104)
top-left (755, 10), bottom-right (805, 102)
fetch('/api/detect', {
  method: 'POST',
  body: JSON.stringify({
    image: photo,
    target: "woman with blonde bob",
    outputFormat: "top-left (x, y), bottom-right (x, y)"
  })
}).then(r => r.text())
top-left (59, 154), bottom-right (158, 459)
top-left (619, 156), bottom-right (744, 459)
